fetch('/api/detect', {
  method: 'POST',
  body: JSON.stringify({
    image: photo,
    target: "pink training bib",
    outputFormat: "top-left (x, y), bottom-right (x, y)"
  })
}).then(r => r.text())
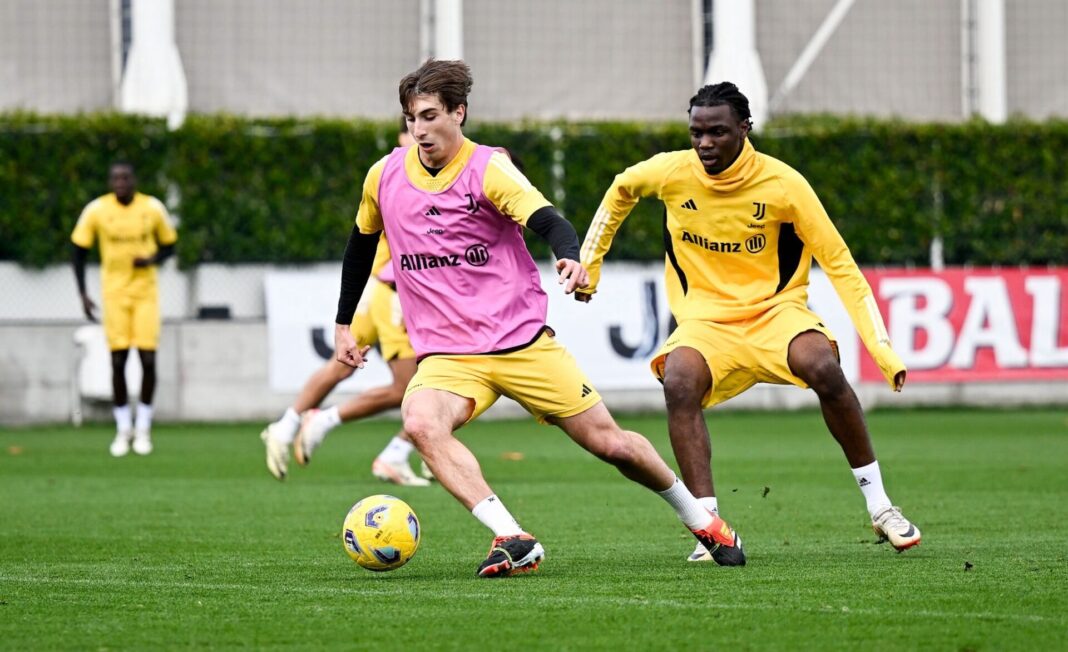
top-left (377, 144), bottom-right (547, 357)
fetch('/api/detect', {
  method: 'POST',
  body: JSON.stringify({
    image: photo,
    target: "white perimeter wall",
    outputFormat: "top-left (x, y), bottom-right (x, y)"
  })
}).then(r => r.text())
top-left (1, 261), bottom-right (1064, 426)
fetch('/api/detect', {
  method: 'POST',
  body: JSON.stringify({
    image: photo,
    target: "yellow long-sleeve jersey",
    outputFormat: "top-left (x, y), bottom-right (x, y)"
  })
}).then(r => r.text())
top-left (579, 139), bottom-right (904, 387)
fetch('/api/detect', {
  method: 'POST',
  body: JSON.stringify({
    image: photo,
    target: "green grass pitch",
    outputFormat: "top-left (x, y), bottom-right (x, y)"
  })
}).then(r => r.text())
top-left (1, 408), bottom-right (1066, 650)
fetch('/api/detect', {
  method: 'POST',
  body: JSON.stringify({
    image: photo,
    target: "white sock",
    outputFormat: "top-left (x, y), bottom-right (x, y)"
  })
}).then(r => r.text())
top-left (113, 405), bottom-right (132, 434)
top-left (378, 435), bottom-right (414, 465)
top-left (852, 460), bottom-right (893, 517)
top-left (657, 477), bottom-right (714, 531)
top-left (306, 406), bottom-right (342, 446)
top-left (697, 496), bottom-right (719, 514)
top-left (134, 403), bottom-right (153, 434)
top-left (272, 408), bottom-right (302, 444)
top-left (471, 495), bottom-right (525, 537)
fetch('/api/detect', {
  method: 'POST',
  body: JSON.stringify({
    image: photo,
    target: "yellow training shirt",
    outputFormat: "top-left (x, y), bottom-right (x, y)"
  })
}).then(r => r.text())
top-left (355, 139), bottom-right (551, 234)
top-left (71, 192), bottom-right (178, 298)
top-left (579, 139), bottom-right (904, 387)
top-left (371, 234), bottom-right (392, 278)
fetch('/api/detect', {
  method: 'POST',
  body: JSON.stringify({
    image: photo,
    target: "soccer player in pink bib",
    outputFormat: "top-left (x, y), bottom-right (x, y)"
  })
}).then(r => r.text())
top-left (333, 59), bottom-right (745, 577)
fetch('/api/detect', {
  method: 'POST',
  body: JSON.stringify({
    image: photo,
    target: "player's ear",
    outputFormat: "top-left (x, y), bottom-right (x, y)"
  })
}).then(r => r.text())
top-left (455, 104), bottom-right (465, 125)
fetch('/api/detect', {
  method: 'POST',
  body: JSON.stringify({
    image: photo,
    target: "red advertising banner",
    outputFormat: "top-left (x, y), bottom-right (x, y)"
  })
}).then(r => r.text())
top-left (861, 268), bottom-right (1068, 382)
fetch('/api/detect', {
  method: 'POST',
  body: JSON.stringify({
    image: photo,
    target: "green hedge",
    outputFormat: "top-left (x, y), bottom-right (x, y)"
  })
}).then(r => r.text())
top-left (2, 113), bottom-right (1065, 268)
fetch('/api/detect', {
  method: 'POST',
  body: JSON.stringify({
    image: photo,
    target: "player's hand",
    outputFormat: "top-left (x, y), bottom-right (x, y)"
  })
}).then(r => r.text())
top-left (334, 323), bottom-right (371, 369)
top-left (132, 257), bottom-right (152, 268)
top-left (555, 259), bottom-right (589, 295)
top-left (80, 293), bottom-right (97, 322)
top-left (893, 370), bottom-right (906, 392)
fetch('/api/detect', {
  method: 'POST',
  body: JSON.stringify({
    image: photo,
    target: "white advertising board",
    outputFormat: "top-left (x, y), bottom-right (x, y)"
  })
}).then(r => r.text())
top-left (265, 264), bottom-right (856, 392)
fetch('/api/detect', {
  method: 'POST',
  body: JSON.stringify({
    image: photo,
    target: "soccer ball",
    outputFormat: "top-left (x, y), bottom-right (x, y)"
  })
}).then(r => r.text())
top-left (342, 494), bottom-right (421, 571)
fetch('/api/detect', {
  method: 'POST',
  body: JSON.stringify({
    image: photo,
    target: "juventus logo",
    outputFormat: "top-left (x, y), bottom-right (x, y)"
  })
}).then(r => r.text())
top-left (464, 193), bottom-right (480, 213)
top-left (752, 202), bottom-right (766, 220)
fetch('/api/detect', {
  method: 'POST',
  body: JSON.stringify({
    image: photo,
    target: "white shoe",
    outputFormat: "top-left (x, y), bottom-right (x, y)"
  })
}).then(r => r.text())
top-left (872, 506), bottom-right (922, 551)
top-left (419, 459), bottom-right (435, 481)
top-left (109, 429), bottom-right (132, 457)
top-left (260, 425), bottom-right (289, 480)
top-left (132, 429), bottom-right (153, 455)
top-left (372, 458), bottom-right (431, 487)
top-left (293, 409), bottom-right (323, 467)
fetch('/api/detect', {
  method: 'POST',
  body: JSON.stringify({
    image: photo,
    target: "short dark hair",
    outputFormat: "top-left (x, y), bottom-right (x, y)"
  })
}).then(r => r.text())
top-left (399, 59), bottom-right (473, 126)
top-left (109, 160), bottom-right (135, 174)
top-left (689, 82), bottom-right (752, 127)
top-left (398, 114), bottom-right (408, 134)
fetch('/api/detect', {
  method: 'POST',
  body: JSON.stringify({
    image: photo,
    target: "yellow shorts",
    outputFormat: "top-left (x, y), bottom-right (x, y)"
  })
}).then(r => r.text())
top-left (350, 279), bottom-right (415, 361)
top-left (404, 330), bottom-right (602, 425)
top-left (651, 303), bottom-right (837, 408)
top-left (103, 292), bottom-right (160, 351)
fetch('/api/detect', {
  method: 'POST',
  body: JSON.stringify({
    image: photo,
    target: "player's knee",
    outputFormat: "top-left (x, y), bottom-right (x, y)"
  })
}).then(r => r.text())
top-left (139, 351), bottom-right (156, 374)
top-left (806, 357), bottom-right (847, 396)
top-left (402, 413), bottom-right (448, 447)
top-left (329, 360), bottom-right (357, 381)
top-left (663, 373), bottom-right (705, 410)
top-left (590, 429), bottom-right (644, 467)
top-left (110, 349), bottom-right (129, 372)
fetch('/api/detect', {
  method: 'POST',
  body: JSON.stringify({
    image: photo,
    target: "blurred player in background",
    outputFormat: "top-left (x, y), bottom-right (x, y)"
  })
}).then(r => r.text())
top-left (260, 118), bottom-right (431, 486)
top-left (579, 81), bottom-right (921, 560)
top-left (71, 162), bottom-right (177, 457)
top-left (334, 59), bottom-right (744, 578)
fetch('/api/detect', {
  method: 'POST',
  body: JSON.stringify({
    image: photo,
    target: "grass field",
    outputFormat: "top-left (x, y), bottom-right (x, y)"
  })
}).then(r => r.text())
top-left (1, 408), bottom-right (1066, 650)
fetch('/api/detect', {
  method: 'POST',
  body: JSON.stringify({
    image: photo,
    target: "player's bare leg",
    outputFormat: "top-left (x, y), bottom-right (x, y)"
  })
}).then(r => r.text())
top-left (554, 401), bottom-right (744, 565)
top-left (132, 349), bottom-right (156, 455)
top-left (401, 389), bottom-right (486, 506)
top-left (553, 401), bottom-right (677, 490)
top-left (662, 347), bottom-right (716, 498)
top-left (108, 349), bottom-right (134, 457)
top-left (294, 358), bottom-right (356, 413)
top-left (295, 357), bottom-right (427, 486)
top-left (403, 388), bottom-right (543, 576)
top-left (788, 330), bottom-right (921, 550)
top-left (787, 331), bottom-right (874, 467)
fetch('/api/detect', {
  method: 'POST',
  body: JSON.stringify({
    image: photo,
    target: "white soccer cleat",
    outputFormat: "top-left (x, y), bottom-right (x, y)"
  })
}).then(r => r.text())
top-left (293, 409), bottom-right (324, 467)
top-left (872, 506), bottom-right (922, 551)
top-left (372, 458), bottom-right (431, 487)
top-left (109, 429), bottom-right (132, 457)
top-left (131, 429), bottom-right (153, 455)
top-left (260, 425), bottom-right (289, 480)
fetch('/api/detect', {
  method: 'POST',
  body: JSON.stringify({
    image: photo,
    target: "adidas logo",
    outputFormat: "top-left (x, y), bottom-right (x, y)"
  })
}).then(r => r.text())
top-left (425, 206), bottom-right (441, 216)
top-left (858, 477), bottom-right (870, 487)
top-left (581, 384), bottom-right (592, 398)
top-left (681, 199), bottom-right (697, 210)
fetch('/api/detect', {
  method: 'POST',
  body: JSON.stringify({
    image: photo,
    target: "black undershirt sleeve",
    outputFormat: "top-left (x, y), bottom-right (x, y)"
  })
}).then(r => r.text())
top-left (71, 244), bottom-right (90, 295)
top-left (152, 242), bottom-right (175, 264)
top-left (335, 225), bottom-right (381, 325)
top-left (526, 206), bottom-right (581, 261)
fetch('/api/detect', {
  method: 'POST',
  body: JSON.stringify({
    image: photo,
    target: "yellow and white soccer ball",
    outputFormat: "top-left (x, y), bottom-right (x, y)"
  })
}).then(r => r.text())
top-left (342, 494), bottom-right (421, 571)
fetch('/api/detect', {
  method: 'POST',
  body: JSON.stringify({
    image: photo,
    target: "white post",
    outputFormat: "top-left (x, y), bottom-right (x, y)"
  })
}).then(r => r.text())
top-left (768, 0), bottom-right (856, 117)
top-left (704, 0), bottom-right (768, 130)
top-left (976, 0), bottom-right (1007, 122)
top-left (119, 0), bottom-right (188, 129)
top-left (691, 0), bottom-right (705, 92)
top-left (108, 0), bottom-right (123, 109)
top-left (433, 0), bottom-right (463, 60)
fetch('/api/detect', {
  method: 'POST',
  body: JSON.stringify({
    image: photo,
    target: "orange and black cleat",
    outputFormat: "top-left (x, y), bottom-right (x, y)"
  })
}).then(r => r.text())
top-left (691, 513), bottom-right (746, 566)
top-left (477, 533), bottom-right (545, 578)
